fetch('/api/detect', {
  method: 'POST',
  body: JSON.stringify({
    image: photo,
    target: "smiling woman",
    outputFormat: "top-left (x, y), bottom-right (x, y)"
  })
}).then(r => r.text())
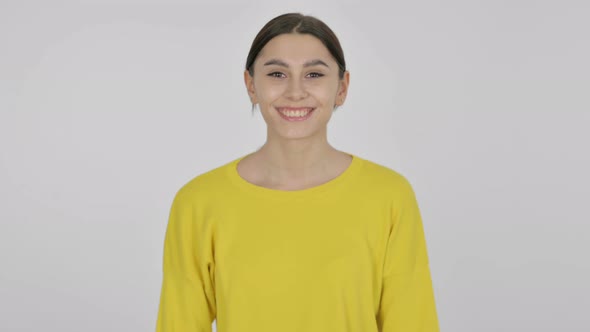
top-left (155, 12), bottom-right (440, 332)
top-left (244, 32), bottom-right (348, 145)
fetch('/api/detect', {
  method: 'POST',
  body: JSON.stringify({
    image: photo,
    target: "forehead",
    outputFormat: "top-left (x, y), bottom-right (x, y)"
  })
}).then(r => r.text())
top-left (257, 33), bottom-right (334, 65)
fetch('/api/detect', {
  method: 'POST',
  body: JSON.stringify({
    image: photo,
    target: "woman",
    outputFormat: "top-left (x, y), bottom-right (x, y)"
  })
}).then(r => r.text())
top-left (156, 12), bottom-right (440, 332)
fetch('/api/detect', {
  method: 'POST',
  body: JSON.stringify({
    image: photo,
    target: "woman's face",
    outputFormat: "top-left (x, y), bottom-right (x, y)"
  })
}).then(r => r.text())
top-left (244, 33), bottom-right (349, 140)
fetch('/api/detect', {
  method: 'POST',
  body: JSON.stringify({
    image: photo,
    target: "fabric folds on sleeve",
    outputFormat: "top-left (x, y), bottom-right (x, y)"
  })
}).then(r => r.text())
top-left (376, 178), bottom-right (439, 332)
top-left (156, 188), bottom-right (216, 332)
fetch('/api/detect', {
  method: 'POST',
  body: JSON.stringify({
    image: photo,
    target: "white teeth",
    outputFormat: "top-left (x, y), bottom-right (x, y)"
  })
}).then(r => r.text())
top-left (278, 108), bottom-right (313, 117)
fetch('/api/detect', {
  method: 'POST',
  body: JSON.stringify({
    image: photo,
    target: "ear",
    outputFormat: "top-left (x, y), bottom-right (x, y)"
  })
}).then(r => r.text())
top-left (335, 71), bottom-right (350, 106)
top-left (244, 70), bottom-right (258, 104)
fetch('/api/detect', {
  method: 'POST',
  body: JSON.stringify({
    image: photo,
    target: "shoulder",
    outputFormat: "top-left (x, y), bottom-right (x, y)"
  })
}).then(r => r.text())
top-left (355, 155), bottom-right (417, 199)
top-left (171, 157), bottom-right (237, 204)
top-left (357, 156), bottom-right (414, 189)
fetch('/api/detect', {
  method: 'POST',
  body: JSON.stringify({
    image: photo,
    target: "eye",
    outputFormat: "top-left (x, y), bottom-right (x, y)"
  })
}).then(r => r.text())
top-left (266, 72), bottom-right (325, 79)
top-left (308, 72), bottom-right (324, 78)
top-left (268, 72), bottom-right (285, 78)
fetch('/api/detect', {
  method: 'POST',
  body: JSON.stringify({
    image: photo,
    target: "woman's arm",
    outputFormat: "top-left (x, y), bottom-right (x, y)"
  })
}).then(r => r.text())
top-left (156, 188), bottom-right (216, 332)
top-left (376, 178), bottom-right (440, 331)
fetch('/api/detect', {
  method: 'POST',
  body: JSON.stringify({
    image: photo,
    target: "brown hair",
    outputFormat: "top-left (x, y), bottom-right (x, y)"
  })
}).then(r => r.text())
top-left (245, 13), bottom-right (347, 113)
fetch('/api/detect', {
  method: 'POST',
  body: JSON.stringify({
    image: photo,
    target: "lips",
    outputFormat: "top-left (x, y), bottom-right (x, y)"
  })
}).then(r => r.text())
top-left (275, 106), bottom-right (316, 121)
top-left (276, 107), bottom-right (315, 111)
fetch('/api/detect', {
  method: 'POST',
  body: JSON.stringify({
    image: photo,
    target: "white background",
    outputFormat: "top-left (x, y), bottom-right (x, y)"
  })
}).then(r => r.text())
top-left (1, 0), bottom-right (589, 331)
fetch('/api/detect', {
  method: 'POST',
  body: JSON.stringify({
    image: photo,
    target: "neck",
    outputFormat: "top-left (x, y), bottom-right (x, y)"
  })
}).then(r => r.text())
top-left (254, 137), bottom-right (340, 181)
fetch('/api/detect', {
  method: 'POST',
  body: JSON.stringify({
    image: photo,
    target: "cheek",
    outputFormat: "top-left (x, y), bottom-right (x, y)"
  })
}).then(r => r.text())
top-left (308, 87), bottom-right (337, 104)
top-left (256, 80), bottom-right (339, 103)
top-left (256, 82), bottom-right (283, 101)
top-left (308, 81), bottom-right (339, 96)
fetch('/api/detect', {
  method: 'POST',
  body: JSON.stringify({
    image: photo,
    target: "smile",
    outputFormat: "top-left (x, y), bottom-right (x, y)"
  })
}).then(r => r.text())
top-left (276, 107), bottom-right (315, 121)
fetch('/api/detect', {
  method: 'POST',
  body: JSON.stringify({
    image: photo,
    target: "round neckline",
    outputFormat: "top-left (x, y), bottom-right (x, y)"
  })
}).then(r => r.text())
top-left (226, 152), bottom-right (364, 200)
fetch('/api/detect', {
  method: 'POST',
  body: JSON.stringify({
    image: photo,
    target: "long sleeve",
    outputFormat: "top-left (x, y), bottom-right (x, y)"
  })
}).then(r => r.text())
top-left (376, 178), bottom-right (439, 332)
top-left (156, 188), bottom-right (217, 332)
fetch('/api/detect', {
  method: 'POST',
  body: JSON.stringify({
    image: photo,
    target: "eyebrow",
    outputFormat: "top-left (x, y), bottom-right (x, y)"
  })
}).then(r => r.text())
top-left (263, 58), bottom-right (330, 69)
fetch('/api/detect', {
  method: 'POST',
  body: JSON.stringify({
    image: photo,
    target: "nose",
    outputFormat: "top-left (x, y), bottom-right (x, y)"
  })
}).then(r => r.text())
top-left (284, 78), bottom-right (307, 100)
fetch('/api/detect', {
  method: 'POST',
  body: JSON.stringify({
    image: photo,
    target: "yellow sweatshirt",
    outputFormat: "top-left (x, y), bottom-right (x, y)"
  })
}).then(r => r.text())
top-left (156, 152), bottom-right (439, 332)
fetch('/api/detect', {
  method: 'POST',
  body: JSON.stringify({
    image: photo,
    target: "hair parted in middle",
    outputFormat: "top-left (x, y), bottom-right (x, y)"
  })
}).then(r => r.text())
top-left (245, 13), bottom-right (347, 116)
